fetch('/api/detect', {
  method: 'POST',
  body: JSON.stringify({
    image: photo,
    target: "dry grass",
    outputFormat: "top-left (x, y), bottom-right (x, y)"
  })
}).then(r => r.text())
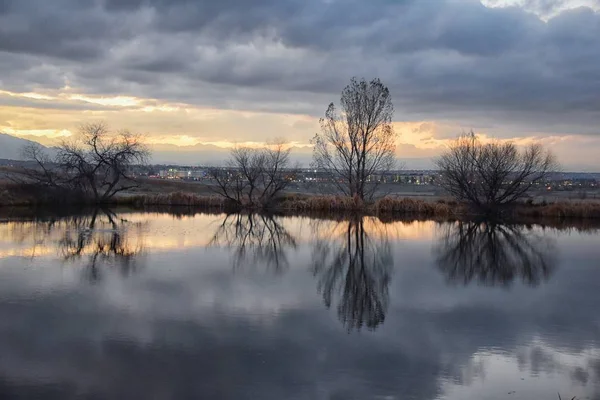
top-left (374, 197), bottom-right (459, 217)
top-left (278, 194), bottom-right (363, 212)
top-left (3, 180), bottom-right (600, 223)
top-left (130, 178), bottom-right (215, 195)
top-left (114, 193), bottom-right (600, 221)
top-left (278, 194), bottom-right (460, 216)
top-left (516, 201), bottom-right (600, 219)
top-left (0, 183), bottom-right (86, 206)
top-left (116, 192), bottom-right (462, 217)
top-left (117, 192), bottom-right (227, 208)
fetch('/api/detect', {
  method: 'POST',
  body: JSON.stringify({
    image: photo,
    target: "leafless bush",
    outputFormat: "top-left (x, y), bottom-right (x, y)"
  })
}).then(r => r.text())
top-left (435, 132), bottom-right (557, 214)
top-left (207, 141), bottom-right (298, 208)
top-left (20, 123), bottom-right (149, 203)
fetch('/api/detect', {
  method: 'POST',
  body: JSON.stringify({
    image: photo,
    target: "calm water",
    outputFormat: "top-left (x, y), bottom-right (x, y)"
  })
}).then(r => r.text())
top-left (0, 209), bottom-right (599, 400)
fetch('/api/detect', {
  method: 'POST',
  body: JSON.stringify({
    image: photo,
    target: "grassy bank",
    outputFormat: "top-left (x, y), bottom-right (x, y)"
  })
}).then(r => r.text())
top-left (515, 201), bottom-right (600, 219)
top-left (116, 192), bottom-right (459, 216)
top-left (1, 203), bottom-right (598, 233)
top-left (121, 192), bottom-right (227, 209)
top-left (0, 183), bottom-right (88, 206)
top-left (116, 192), bottom-right (600, 220)
top-left (279, 194), bottom-right (458, 217)
top-left (3, 182), bottom-right (600, 221)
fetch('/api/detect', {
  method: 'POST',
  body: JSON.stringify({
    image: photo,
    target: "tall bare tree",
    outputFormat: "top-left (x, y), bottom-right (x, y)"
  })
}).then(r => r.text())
top-left (21, 123), bottom-right (149, 203)
top-left (435, 132), bottom-right (557, 213)
top-left (208, 140), bottom-right (297, 208)
top-left (312, 78), bottom-right (397, 201)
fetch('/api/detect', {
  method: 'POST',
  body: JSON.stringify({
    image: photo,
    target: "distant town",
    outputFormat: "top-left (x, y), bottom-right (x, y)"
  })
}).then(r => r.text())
top-left (136, 164), bottom-right (597, 187)
top-left (1, 158), bottom-right (598, 199)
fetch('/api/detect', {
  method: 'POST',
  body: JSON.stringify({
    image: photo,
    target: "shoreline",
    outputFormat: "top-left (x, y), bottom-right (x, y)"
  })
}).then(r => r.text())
top-left (2, 188), bottom-right (600, 224)
top-left (118, 192), bottom-right (600, 220)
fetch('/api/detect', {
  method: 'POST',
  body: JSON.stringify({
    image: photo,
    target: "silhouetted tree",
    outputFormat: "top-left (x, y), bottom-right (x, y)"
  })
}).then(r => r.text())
top-left (312, 78), bottom-right (397, 201)
top-left (21, 143), bottom-right (61, 187)
top-left (434, 220), bottom-right (556, 287)
top-left (435, 132), bottom-right (556, 214)
top-left (208, 141), bottom-right (297, 208)
top-left (21, 123), bottom-right (149, 203)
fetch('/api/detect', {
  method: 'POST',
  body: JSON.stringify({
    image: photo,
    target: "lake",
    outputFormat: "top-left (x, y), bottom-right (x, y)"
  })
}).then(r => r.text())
top-left (0, 208), bottom-right (598, 400)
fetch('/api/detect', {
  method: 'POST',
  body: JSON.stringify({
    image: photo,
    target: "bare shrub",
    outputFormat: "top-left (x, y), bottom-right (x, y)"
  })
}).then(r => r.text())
top-left (435, 132), bottom-right (557, 214)
top-left (207, 140), bottom-right (297, 208)
top-left (20, 122), bottom-right (149, 203)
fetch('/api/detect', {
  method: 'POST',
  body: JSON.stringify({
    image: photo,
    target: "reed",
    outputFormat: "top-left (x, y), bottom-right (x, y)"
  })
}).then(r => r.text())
top-left (515, 201), bottom-right (600, 219)
top-left (374, 197), bottom-right (459, 217)
top-left (278, 194), bottom-right (363, 212)
top-left (3, 181), bottom-right (600, 222)
top-left (0, 183), bottom-right (86, 206)
top-left (114, 193), bottom-right (600, 221)
top-left (116, 192), bottom-right (227, 208)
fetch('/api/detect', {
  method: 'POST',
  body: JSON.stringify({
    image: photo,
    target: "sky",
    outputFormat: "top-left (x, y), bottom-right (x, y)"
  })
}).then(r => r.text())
top-left (0, 0), bottom-right (600, 170)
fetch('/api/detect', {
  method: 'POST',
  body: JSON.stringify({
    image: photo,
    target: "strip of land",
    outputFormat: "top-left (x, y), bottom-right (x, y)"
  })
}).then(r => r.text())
top-left (2, 176), bottom-right (600, 220)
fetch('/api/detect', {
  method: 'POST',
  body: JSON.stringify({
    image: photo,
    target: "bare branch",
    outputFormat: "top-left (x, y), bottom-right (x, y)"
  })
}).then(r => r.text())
top-left (208, 140), bottom-right (298, 208)
top-left (435, 132), bottom-right (558, 214)
top-left (20, 123), bottom-right (150, 203)
top-left (312, 77), bottom-right (397, 201)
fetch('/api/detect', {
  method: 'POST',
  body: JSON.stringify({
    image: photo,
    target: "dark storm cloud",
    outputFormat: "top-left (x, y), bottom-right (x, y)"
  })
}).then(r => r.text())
top-left (0, 0), bottom-right (115, 60)
top-left (0, 0), bottom-right (600, 134)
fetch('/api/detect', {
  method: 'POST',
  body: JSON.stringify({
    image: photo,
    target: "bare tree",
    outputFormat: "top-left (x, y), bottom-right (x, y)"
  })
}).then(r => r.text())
top-left (435, 132), bottom-right (557, 214)
top-left (259, 141), bottom-right (294, 204)
top-left (20, 142), bottom-right (61, 187)
top-left (208, 140), bottom-right (297, 208)
top-left (312, 78), bottom-right (397, 201)
top-left (21, 123), bottom-right (149, 203)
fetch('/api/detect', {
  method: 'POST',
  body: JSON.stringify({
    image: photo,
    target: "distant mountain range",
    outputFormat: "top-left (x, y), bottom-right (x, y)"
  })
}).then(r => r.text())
top-left (0, 133), bottom-right (49, 160)
top-left (0, 133), bottom-right (518, 171)
top-left (1, 132), bottom-right (599, 174)
top-left (148, 142), bottom-right (316, 166)
top-left (0, 133), bottom-right (313, 166)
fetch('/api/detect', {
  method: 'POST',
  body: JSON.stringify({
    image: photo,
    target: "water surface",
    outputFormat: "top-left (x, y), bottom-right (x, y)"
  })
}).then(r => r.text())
top-left (0, 209), bottom-right (599, 400)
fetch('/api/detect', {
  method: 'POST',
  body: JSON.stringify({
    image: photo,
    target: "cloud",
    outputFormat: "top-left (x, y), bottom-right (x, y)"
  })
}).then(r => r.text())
top-left (484, 0), bottom-right (600, 18)
top-left (0, 0), bottom-right (598, 132)
top-left (0, 0), bottom-right (599, 169)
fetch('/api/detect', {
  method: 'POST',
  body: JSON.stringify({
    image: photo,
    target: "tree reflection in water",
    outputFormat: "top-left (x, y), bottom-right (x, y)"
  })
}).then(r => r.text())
top-left (208, 213), bottom-right (297, 273)
top-left (7, 208), bottom-right (145, 281)
top-left (59, 208), bottom-right (144, 281)
top-left (434, 220), bottom-right (557, 287)
top-left (311, 216), bottom-right (393, 332)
